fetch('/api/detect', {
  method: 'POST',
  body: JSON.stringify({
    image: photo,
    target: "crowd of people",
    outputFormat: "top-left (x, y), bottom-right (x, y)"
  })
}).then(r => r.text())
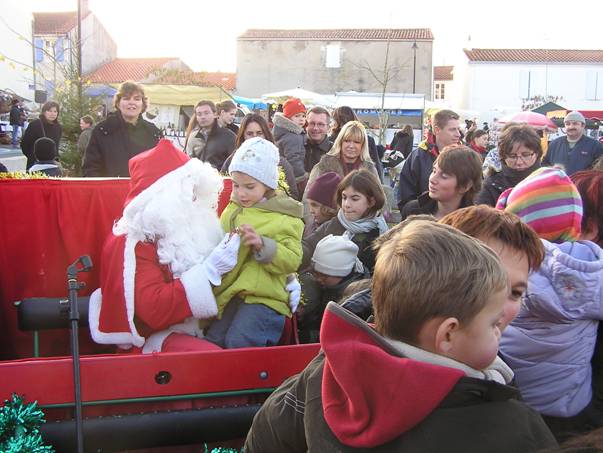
top-left (5, 79), bottom-right (603, 450)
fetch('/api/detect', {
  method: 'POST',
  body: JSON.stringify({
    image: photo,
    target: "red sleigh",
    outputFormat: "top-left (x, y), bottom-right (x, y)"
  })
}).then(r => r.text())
top-left (0, 177), bottom-right (319, 451)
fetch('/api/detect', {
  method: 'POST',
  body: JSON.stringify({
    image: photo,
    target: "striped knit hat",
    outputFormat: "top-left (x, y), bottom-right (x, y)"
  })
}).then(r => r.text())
top-left (495, 167), bottom-right (583, 243)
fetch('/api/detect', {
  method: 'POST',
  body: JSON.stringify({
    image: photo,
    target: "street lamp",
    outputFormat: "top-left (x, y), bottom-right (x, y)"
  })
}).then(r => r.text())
top-left (412, 41), bottom-right (418, 94)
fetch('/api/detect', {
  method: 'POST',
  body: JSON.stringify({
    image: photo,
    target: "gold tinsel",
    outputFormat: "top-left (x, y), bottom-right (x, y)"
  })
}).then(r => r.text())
top-left (0, 171), bottom-right (49, 180)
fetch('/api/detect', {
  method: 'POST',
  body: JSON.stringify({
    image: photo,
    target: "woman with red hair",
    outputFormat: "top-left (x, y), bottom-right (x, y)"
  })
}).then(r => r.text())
top-left (571, 170), bottom-right (603, 247)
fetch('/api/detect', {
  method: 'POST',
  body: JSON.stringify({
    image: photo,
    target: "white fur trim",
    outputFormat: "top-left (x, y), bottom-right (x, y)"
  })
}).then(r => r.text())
top-left (180, 263), bottom-right (219, 318)
top-left (122, 235), bottom-right (146, 347)
top-left (142, 317), bottom-right (206, 353)
top-left (119, 159), bottom-right (222, 229)
top-left (88, 287), bottom-right (144, 348)
top-left (142, 330), bottom-right (173, 353)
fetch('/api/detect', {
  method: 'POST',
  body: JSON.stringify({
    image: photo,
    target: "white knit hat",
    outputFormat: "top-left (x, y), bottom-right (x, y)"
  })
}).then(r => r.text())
top-left (228, 137), bottom-right (280, 189)
top-left (311, 234), bottom-right (364, 277)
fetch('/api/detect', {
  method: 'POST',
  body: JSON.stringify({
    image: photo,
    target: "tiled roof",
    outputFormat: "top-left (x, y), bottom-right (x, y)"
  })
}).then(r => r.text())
top-left (33, 12), bottom-right (84, 35)
top-left (153, 71), bottom-right (237, 91)
top-left (434, 66), bottom-right (453, 80)
top-left (238, 28), bottom-right (433, 41)
top-left (202, 72), bottom-right (236, 91)
top-left (464, 49), bottom-right (603, 63)
top-left (85, 58), bottom-right (181, 83)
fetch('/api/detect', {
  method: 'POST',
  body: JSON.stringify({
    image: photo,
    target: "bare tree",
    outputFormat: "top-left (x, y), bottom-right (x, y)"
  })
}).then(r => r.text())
top-left (352, 30), bottom-right (402, 145)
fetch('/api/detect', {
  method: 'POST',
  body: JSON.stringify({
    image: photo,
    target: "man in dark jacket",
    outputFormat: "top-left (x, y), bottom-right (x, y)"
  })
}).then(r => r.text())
top-left (543, 111), bottom-right (603, 175)
top-left (397, 109), bottom-right (460, 211)
top-left (83, 82), bottom-right (162, 177)
top-left (304, 106), bottom-right (332, 172)
top-left (9, 99), bottom-right (24, 148)
top-left (184, 100), bottom-right (236, 170)
top-left (245, 221), bottom-right (556, 452)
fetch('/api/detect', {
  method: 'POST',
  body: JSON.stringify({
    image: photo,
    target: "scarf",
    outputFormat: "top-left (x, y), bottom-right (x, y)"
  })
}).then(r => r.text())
top-left (337, 209), bottom-right (389, 237)
top-left (470, 143), bottom-right (487, 155)
top-left (501, 161), bottom-right (541, 187)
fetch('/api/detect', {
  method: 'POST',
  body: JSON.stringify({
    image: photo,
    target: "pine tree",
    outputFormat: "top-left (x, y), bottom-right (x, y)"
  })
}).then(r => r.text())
top-left (53, 37), bottom-right (104, 176)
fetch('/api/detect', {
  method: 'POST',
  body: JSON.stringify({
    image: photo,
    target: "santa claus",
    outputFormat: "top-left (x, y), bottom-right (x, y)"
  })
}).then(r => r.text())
top-left (88, 139), bottom-right (243, 353)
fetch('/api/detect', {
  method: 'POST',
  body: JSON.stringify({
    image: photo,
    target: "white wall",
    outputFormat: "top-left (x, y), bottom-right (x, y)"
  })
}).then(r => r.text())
top-left (465, 62), bottom-right (603, 114)
top-left (0, 4), bottom-right (34, 99)
top-left (81, 14), bottom-right (117, 74)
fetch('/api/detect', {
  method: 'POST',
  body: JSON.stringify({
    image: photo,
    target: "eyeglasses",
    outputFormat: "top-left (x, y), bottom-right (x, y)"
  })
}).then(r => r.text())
top-left (307, 122), bottom-right (328, 129)
top-left (505, 152), bottom-right (536, 162)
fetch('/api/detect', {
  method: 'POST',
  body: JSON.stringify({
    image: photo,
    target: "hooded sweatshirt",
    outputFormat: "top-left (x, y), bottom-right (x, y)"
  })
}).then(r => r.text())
top-left (500, 240), bottom-right (603, 418)
top-left (245, 302), bottom-right (556, 452)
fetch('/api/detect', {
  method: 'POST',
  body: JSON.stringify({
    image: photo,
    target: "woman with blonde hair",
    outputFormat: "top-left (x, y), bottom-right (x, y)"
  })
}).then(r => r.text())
top-left (329, 106), bottom-right (383, 179)
top-left (305, 121), bottom-right (379, 197)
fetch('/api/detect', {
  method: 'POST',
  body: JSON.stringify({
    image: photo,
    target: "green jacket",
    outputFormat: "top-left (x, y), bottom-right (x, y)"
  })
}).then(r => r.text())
top-left (215, 191), bottom-right (304, 318)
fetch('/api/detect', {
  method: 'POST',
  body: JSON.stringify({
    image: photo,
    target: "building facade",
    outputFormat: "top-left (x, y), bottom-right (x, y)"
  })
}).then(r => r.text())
top-left (462, 49), bottom-right (603, 116)
top-left (32, 10), bottom-right (117, 99)
top-left (433, 65), bottom-right (453, 102)
top-left (237, 29), bottom-right (434, 98)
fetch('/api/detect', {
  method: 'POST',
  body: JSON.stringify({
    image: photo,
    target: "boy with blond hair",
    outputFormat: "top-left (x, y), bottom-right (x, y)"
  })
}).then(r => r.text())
top-left (245, 221), bottom-right (556, 452)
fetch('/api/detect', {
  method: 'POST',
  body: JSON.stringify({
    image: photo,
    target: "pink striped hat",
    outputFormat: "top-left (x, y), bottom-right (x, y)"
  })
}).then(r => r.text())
top-left (495, 167), bottom-right (583, 243)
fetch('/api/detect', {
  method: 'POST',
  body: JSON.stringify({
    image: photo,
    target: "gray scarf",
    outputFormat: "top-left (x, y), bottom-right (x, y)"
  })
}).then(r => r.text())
top-left (337, 209), bottom-right (389, 237)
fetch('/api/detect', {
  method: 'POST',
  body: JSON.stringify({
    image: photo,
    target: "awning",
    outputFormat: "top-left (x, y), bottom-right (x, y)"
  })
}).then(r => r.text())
top-left (232, 95), bottom-right (267, 110)
top-left (262, 88), bottom-right (335, 107)
top-left (85, 85), bottom-right (117, 97)
top-left (335, 92), bottom-right (425, 111)
top-left (106, 84), bottom-right (233, 106)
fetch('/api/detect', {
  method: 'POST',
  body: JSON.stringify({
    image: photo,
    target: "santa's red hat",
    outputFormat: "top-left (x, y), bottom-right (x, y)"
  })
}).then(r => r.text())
top-left (125, 138), bottom-right (191, 205)
top-left (89, 139), bottom-right (224, 351)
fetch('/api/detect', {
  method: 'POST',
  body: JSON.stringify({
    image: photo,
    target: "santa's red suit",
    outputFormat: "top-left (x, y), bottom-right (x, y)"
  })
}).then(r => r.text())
top-left (88, 139), bottom-right (239, 353)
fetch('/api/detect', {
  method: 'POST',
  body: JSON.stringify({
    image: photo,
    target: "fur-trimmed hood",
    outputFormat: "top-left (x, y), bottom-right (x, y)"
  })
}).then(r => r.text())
top-left (273, 112), bottom-right (304, 136)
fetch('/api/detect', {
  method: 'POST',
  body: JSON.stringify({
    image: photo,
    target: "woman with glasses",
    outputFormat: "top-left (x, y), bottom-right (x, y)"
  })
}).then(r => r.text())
top-left (221, 113), bottom-right (298, 199)
top-left (476, 124), bottom-right (542, 206)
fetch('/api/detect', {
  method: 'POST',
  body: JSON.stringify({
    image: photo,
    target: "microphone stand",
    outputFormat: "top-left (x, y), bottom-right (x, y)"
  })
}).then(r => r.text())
top-left (66, 255), bottom-right (92, 453)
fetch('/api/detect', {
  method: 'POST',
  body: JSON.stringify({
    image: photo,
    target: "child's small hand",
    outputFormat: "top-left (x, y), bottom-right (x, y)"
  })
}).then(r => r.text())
top-left (238, 224), bottom-right (263, 252)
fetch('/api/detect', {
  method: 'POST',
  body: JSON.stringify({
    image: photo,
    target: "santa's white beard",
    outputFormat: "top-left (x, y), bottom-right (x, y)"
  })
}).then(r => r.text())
top-left (115, 176), bottom-right (224, 277)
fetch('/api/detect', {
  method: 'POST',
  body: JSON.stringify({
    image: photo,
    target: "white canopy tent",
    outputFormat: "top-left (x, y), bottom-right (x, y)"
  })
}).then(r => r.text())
top-left (261, 88), bottom-right (336, 107)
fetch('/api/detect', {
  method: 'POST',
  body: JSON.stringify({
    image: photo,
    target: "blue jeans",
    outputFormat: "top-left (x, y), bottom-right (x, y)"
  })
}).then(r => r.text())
top-left (205, 298), bottom-right (285, 349)
top-left (11, 125), bottom-right (20, 146)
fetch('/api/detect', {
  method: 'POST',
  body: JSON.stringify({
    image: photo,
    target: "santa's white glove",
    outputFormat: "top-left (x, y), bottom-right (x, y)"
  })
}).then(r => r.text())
top-left (202, 233), bottom-right (241, 286)
top-left (286, 274), bottom-right (301, 313)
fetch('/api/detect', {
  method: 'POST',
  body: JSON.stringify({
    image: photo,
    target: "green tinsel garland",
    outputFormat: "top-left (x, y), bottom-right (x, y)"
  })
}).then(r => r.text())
top-left (0, 394), bottom-right (53, 453)
top-left (203, 446), bottom-right (241, 453)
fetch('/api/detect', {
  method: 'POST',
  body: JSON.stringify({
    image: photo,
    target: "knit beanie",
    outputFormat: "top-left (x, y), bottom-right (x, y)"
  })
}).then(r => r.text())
top-left (564, 111), bottom-right (585, 124)
top-left (229, 137), bottom-right (280, 189)
top-left (495, 167), bottom-right (583, 243)
top-left (282, 98), bottom-right (306, 119)
top-left (307, 172), bottom-right (342, 210)
top-left (34, 137), bottom-right (57, 161)
top-left (312, 234), bottom-right (364, 277)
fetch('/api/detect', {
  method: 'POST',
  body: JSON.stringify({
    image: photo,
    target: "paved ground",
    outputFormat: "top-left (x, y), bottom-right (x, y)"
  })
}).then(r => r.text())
top-left (0, 143), bottom-right (26, 172)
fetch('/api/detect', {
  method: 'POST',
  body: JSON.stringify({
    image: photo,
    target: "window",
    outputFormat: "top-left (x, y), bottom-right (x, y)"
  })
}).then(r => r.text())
top-left (435, 82), bottom-right (446, 100)
top-left (325, 44), bottom-right (340, 68)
